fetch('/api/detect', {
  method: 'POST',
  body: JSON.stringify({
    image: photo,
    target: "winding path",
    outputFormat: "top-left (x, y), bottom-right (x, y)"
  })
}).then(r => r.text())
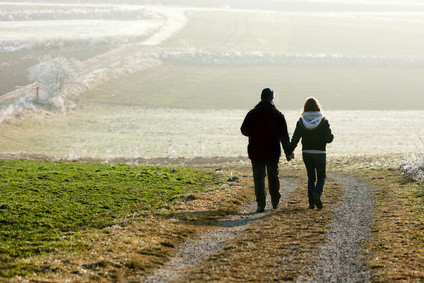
top-left (140, 173), bottom-right (374, 282)
top-left (139, 177), bottom-right (300, 283)
top-left (298, 173), bottom-right (374, 282)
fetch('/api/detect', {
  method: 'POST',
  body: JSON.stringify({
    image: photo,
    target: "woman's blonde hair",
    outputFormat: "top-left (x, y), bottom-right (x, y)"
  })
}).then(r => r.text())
top-left (302, 97), bottom-right (322, 114)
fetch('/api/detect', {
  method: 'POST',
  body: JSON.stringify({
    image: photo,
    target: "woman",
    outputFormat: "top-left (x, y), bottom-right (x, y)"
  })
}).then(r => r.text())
top-left (291, 97), bottom-right (334, 209)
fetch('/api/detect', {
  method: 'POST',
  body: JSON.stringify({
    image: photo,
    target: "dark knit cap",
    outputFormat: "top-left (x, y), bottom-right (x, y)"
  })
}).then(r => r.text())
top-left (261, 88), bottom-right (274, 102)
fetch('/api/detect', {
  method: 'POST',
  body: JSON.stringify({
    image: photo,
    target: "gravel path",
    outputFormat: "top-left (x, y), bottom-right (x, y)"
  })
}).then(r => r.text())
top-left (298, 173), bottom-right (374, 283)
top-left (139, 177), bottom-right (300, 283)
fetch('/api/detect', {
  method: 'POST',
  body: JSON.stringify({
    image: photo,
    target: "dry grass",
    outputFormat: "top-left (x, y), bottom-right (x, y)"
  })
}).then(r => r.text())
top-left (180, 174), bottom-right (342, 282)
top-left (360, 170), bottom-right (424, 281)
top-left (9, 157), bottom-right (423, 282)
top-left (15, 170), bottom-right (254, 282)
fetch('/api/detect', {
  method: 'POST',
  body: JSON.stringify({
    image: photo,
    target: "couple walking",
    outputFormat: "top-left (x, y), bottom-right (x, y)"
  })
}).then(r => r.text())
top-left (241, 88), bottom-right (334, 212)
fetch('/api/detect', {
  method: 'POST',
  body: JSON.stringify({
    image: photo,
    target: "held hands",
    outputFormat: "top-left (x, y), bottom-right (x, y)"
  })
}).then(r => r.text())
top-left (287, 152), bottom-right (295, 161)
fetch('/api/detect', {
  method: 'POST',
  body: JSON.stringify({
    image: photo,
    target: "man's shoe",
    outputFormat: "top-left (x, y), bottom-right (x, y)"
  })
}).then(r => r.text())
top-left (272, 201), bottom-right (279, 209)
top-left (313, 194), bottom-right (323, 209)
top-left (256, 206), bottom-right (265, 213)
top-left (309, 204), bottom-right (315, 209)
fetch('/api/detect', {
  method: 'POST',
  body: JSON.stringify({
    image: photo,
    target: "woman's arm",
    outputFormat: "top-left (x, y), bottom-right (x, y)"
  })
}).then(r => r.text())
top-left (290, 120), bottom-right (302, 151)
top-left (325, 120), bottom-right (334, 143)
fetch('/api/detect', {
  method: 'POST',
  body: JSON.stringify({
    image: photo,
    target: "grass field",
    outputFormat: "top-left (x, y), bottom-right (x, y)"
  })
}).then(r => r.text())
top-left (1, 106), bottom-right (423, 160)
top-left (163, 10), bottom-right (424, 58)
top-left (1, 158), bottom-right (422, 281)
top-left (3, 8), bottom-right (424, 109)
top-left (361, 170), bottom-right (424, 280)
top-left (0, 159), bottom-right (231, 277)
top-left (76, 9), bottom-right (424, 111)
top-left (80, 63), bottom-right (424, 110)
top-left (1, 2), bottom-right (424, 281)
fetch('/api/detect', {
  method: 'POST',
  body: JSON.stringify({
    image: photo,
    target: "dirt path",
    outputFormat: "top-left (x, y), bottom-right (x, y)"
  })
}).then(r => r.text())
top-left (140, 173), bottom-right (374, 282)
top-left (138, 177), bottom-right (300, 282)
top-left (298, 173), bottom-right (374, 282)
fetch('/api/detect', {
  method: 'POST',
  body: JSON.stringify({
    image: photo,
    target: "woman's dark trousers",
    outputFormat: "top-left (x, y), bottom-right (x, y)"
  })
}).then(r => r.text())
top-left (302, 153), bottom-right (326, 207)
top-left (251, 159), bottom-right (281, 209)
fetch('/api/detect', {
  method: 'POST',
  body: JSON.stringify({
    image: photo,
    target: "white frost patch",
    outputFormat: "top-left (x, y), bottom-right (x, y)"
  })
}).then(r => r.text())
top-left (401, 155), bottom-right (424, 182)
top-left (0, 19), bottom-right (162, 43)
top-left (0, 92), bottom-right (37, 123)
top-left (158, 49), bottom-right (424, 67)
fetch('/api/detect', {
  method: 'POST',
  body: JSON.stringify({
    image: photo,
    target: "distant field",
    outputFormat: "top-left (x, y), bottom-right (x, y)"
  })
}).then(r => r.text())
top-left (0, 2), bottom-right (163, 95)
top-left (0, 106), bottom-right (423, 159)
top-left (0, 46), bottom-right (114, 96)
top-left (78, 10), bottom-right (424, 110)
top-left (81, 63), bottom-right (424, 110)
top-left (0, 3), bottom-right (160, 46)
top-left (3, 8), bottom-right (424, 107)
top-left (163, 10), bottom-right (424, 57)
top-left (2, 6), bottom-right (424, 160)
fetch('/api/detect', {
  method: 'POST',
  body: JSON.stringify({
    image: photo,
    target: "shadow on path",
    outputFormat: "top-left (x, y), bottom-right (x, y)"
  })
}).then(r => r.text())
top-left (139, 177), bottom-right (301, 283)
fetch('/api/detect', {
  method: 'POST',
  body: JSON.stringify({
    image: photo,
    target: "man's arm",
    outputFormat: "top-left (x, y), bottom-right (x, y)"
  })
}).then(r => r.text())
top-left (241, 111), bottom-right (253, 137)
top-left (279, 114), bottom-right (293, 159)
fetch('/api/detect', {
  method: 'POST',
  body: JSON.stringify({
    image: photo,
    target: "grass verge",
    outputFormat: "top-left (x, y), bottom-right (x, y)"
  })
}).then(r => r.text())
top-left (0, 159), bottom-right (252, 280)
top-left (181, 173), bottom-right (342, 281)
top-left (360, 169), bottom-right (424, 281)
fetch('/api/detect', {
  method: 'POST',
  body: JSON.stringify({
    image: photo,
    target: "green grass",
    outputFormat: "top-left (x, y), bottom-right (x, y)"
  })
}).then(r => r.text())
top-left (0, 159), bottom-right (222, 277)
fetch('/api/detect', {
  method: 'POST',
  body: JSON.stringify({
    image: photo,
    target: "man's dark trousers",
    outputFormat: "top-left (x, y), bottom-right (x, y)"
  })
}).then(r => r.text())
top-left (251, 159), bottom-right (280, 209)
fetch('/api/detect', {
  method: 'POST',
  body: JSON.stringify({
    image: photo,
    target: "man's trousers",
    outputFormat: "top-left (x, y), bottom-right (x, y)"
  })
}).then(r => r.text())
top-left (251, 159), bottom-right (281, 209)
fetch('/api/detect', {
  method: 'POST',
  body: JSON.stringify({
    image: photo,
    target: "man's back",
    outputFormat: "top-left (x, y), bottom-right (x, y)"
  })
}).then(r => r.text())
top-left (241, 101), bottom-right (290, 161)
top-left (240, 88), bottom-right (294, 213)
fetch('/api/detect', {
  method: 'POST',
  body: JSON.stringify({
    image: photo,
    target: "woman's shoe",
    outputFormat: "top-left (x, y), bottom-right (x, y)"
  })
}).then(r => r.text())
top-left (309, 204), bottom-right (315, 209)
top-left (256, 206), bottom-right (265, 213)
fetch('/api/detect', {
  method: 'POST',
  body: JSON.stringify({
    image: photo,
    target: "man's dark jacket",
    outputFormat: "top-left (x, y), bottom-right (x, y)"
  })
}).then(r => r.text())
top-left (241, 101), bottom-right (292, 161)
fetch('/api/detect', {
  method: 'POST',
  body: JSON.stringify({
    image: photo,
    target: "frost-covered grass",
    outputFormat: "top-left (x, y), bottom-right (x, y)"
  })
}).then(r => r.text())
top-left (401, 154), bottom-right (424, 183)
top-left (158, 50), bottom-right (424, 67)
top-left (1, 105), bottom-right (423, 161)
top-left (0, 4), bottom-right (156, 22)
top-left (1, 5), bottom-right (424, 163)
top-left (0, 3), bottom-right (163, 52)
top-left (0, 19), bottom-right (162, 51)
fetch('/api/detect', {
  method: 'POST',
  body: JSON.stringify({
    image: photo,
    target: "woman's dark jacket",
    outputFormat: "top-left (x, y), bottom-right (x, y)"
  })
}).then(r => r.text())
top-left (241, 101), bottom-right (292, 161)
top-left (290, 114), bottom-right (334, 152)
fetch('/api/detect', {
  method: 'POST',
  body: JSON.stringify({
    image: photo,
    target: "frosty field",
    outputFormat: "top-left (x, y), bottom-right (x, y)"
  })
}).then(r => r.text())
top-left (0, 105), bottom-right (423, 161)
top-left (1, 1), bottom-right (424, 164)
top-left (1, 20), bottom-right (161, 45)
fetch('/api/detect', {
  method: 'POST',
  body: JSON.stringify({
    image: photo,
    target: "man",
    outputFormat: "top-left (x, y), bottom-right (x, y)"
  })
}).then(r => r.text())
top-left (241, 88), bottom-right (294, 213)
